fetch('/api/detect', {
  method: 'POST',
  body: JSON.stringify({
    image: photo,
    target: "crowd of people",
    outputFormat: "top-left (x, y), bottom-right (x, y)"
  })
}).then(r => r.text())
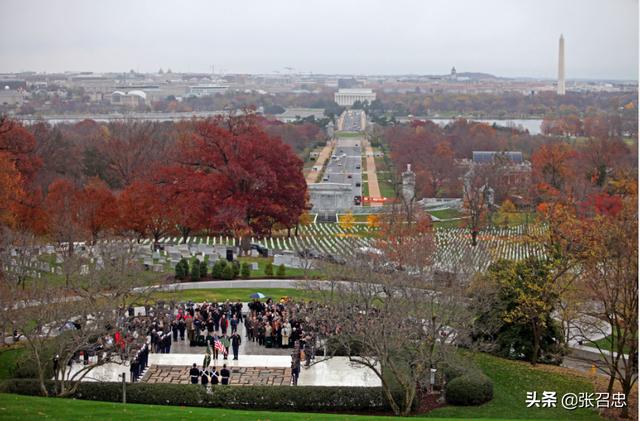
top-left (60, 298), bottom-right (329, 385)
top-left (244, 297), bottom-right (329, 385)
top-left (245, 298), bottom-right (318, 355)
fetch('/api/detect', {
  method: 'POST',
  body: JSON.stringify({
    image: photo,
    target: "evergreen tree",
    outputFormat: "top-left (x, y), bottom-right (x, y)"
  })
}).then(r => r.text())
top-left (265, 262), bottom-right (274, 277)
top-left (191, 258), bottom-right (201, 281)
top-left (199, 260), bottom-right (208, 278)
top-left (212, 259), bottom-right (226, 279)
top-left (222, 262), bottom-right (235, 280)
top-left (277, 263), bottom-right (286, 277)
top-left (241, 262), bottom-right (251, 278)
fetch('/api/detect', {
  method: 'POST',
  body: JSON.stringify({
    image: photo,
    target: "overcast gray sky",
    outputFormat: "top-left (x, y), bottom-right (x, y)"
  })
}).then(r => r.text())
top-left (1, 0), bottom-right (637, 79)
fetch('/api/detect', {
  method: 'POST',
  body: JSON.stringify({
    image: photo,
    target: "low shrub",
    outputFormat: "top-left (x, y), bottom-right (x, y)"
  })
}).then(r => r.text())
top-left (1, 379), bottom-right (402, 413)
top-left (191, 258), bottom-right (201, 281)
top-left (264, 262), bottom-right (274, 277)
top-left (199, 261), bottom-right (207, 278)
top-left (240, 262), bottom-right (251, 278)
top-left (211, 259), bottom-right (226, 279)
top-left (232, 260), bottom-right (240, 277)
top-left (175, 258), bottom-right (189, 280)
top-left (443, 365), bottom-right (467, 383)
top-left (277, 264), bottom-right (286, 277)
top-left (445, 373), bottom-right (493, 406)
top-left (221, 263), bottom-right (235, 280)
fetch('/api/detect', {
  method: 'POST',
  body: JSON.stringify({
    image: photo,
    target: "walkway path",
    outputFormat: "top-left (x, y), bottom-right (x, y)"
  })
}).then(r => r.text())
top-left (363, 139), bottom-right (383, 207)
top-left (154, 278), bottom-right (303, 291)
top-left (306, 139), bottom-right (335, 184)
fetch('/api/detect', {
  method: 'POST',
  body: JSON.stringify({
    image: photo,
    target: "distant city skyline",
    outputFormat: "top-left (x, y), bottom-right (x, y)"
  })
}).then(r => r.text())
top-left (1, 0), bottom-right (637, 80)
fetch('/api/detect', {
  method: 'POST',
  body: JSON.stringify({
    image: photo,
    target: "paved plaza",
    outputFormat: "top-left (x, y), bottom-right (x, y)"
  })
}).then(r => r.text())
top-left (64, 302), bottom-right (380, 387)
top-left (143, 365), bottom-right (292, 386)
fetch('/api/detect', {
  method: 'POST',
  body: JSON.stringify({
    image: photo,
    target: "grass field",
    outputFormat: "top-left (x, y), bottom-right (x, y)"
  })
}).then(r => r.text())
top-left (0, 392), bottom-right (594, 421)
top-left (585, 333), bottom-right (630, 354)
top-left (490, 212), bottom-right (537, 227)
top-left (427, 353), bottom-right (601, 421)
top-left (378, 177), bottom-right (396, 198)
top-left (428, 209), bottom-right (463, 220)
top-left (146, 287), bottom-right (314, 303)
top-left (0, 351), bottom-right (604, 420)
top-left (335, 131), bottom-right (364, 138)
top-left (0, 347), bottom-right (25, 381)
top-left (433, 220), bottom-right (464, 229)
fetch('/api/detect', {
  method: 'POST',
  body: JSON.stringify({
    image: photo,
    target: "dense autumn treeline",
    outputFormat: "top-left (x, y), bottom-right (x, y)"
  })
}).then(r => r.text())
top-left (0, 114), bottom-right (308, 245)
top-left (13, 88), bottom-right (636, 128)
top-left (376, 90), bottom-right (637, 122)
top-left (385, 116), bottom-right (638, 203)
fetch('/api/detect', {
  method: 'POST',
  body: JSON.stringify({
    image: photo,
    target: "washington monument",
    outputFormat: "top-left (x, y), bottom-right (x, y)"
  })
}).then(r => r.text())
top-left (557, 34), bottom-right (566, 95)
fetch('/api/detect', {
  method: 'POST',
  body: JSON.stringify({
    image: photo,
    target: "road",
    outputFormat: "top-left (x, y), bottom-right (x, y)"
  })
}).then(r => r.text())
top-left (322, 136), bottom-right (363, 207)
top-left (338, 109), bottom-right (365, 131)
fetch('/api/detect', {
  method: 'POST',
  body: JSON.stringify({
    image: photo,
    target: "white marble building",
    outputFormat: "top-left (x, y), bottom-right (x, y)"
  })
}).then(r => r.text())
top-left (334, 88), bottom-right (376, 107)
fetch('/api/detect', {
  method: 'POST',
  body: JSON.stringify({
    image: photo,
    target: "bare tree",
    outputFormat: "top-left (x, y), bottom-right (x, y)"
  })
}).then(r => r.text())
top-left (1, 238), bottom-right (164, 397)
top-left (302, 210), bottom-right (470, 415)
top-left (571, 200), bottom-right (638, 418)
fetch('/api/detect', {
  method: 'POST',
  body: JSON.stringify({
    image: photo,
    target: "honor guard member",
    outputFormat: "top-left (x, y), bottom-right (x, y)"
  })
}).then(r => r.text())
top-left (189, 363), bottom-right (200, 384)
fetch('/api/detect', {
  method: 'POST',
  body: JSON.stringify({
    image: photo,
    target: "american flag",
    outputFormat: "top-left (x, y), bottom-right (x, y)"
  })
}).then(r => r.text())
top-left (214, 339), bottom-right (227, 355)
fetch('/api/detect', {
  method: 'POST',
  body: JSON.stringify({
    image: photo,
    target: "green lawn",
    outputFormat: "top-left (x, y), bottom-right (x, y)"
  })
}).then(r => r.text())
top-left (490, 212), bottom-right (537, 227)
top-left (335, 131), bottom-right (363, 138)
top-left (0, 347), bottom-right (26, 381)
top-left (378, 178), bottom-right (396, 198)
top-left (362, 180), bottom-right (370, 198)
top-left (585, 332), bottom-right (631, 354)
top-left (434, 220), bottom-right (464, 229)
top-left (374, 157), bottom-right (388, 172)
top-left (428, 209), bottom-right (462, 220)
top-left (427, 353), bottom-right (601, 421)
top-left (145, 288), bottom-right (315, 303)
top-left (0, 393), bottom-right (563, 421)
top-left (0, 351), bottom-right (603, 420)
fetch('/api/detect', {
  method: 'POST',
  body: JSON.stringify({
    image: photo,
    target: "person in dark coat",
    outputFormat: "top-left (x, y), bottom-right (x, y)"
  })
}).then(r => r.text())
top-left (53, 355), bottom-right (60, 380)
top-left (210, 366), bottom-right (219, 385)
top-left (230, 316), bottom-right (238, 334)
top-left (171, 320), bottom-right (178, 341)
top-left (178, 318), bottom-right (186, 341)
top-left (291, 353), bottom-right (301, 386)
top-left (189, 363), bottom-right (200, 384)
top-left (213, 309), bottom-right (221, 332)
top-left (220, 315), bottom-right (228, 335)
top-left (206, 318), bottom-right (214, 334)
top-left (220, 364), bottom-right (230, 385)
top-left (231, 332), bottom-right (241, 360)
top-left (201, 367), bottom-right (210, 386)
top-left (130, 357), bottom-right (139, 382)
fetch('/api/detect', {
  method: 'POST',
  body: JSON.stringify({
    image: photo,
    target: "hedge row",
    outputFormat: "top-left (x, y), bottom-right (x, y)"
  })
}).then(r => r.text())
top-left (1, 379), bottom-right (398, 412)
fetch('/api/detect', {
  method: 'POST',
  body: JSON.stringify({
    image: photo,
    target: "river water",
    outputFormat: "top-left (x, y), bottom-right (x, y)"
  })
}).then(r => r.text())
top-left (16, 114), bottom-right (543, 135)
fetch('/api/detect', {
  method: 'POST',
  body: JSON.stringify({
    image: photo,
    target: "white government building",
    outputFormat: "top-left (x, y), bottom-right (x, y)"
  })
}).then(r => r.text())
top-left (187, 84), bottom-right (229, 97)
top-left (334, 88), bottom-right (376, 107)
